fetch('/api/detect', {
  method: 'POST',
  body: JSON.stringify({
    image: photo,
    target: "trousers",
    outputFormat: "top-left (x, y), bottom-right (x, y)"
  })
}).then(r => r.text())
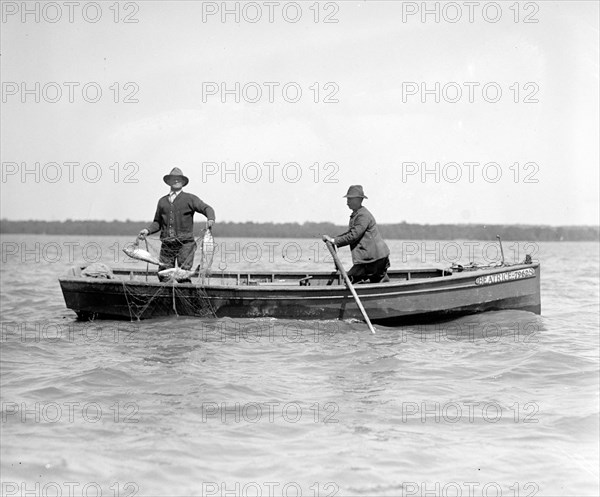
top-left (158, 238), bottom-right (197, 282)
top-left (347, 256), bottom-right (390, 284)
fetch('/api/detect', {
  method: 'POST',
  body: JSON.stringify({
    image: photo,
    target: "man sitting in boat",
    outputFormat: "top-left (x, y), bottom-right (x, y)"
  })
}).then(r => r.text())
top-left (138, 167), bottom-right (215, 283)
top-left (323, 185), bottom-right (390, 283)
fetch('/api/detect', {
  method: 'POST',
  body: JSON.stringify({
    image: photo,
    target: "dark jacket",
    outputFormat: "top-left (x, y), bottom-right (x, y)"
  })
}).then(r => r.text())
top-left (334, 206), bottom-right (390, 264)
top-left (146, 191), bottom-right (215, 241)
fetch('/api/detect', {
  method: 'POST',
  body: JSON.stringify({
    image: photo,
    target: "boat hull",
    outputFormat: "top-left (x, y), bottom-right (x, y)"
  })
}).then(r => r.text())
top-left (59, 264), bottom-right (541, 324)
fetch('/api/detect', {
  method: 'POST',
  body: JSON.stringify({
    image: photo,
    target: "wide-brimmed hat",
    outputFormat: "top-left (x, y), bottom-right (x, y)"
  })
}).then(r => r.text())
top-left (163, 167), bottom-right (189, 187)
top-left (343, 185), bottom-right (368, 198)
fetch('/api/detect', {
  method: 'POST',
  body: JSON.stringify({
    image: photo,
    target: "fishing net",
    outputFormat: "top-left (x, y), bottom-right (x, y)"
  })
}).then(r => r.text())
top-left (121, 281), bottom-right (217, 320)
top-left (120, 230), bottom-right (217, 320)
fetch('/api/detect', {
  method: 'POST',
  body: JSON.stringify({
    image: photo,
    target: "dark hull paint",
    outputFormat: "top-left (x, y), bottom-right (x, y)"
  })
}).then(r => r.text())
top-left (59, 264), bottom-right (541, 325)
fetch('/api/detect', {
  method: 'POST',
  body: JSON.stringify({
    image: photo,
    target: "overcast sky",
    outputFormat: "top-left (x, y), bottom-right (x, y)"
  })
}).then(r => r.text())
top-left (1, 0), bottom-right (598, 226)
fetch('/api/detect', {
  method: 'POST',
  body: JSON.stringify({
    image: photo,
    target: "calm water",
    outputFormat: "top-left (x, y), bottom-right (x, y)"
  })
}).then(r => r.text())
top-left (1, 235), bottom-right (598, 496)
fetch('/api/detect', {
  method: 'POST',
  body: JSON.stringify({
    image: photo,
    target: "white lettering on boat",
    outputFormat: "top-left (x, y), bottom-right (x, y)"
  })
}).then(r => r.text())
top-left (475, 268), bottom-right (536, 286)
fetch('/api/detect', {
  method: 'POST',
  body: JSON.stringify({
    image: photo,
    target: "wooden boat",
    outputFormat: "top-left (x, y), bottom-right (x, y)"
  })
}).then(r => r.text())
top-left (59, 262), bottom-right (541, 324)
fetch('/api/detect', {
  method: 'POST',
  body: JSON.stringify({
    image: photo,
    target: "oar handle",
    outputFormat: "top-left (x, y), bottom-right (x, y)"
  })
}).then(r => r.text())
top-left (323, 237), bottom-right (376, 334)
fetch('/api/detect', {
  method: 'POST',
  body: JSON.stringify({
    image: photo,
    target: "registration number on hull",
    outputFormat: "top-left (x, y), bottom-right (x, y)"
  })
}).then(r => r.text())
top-left (475, 268), bottom-right (536, 286)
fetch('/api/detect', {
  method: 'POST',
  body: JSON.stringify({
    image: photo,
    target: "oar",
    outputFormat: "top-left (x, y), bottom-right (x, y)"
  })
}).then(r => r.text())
top-left (322, 237), bottom-right (376, 334)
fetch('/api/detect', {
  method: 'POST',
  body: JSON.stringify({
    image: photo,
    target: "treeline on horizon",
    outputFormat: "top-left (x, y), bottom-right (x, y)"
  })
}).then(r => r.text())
top-left (1, 219), bottom-right (598, 241)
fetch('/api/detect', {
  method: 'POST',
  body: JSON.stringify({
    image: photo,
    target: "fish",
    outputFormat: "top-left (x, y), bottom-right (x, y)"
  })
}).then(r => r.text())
top-left (200, 228), bottom-right (215, 273)
top-left (122, 242), bottom-right (160, 265)
top-left (158, 266), bottom-right (198, 282)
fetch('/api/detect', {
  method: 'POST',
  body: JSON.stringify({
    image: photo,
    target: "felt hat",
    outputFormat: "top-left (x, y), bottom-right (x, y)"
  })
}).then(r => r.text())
top-left (343, 185), bottom-right (368, 198)
top-left (163, 167), bottom-right (189, 187)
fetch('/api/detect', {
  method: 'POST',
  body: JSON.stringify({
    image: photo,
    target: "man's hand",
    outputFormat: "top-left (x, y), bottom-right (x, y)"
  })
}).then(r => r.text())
top-left (138, 229), bottom-right (149, 239)
top-left (322, 235), bottom-right (335, 244)
top-left (206, 220), bottom-right (215, 229)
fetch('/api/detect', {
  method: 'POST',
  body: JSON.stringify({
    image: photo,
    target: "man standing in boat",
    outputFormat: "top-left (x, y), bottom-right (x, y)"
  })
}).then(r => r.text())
top-left (323, 185), bottom-right (390, 283)
top-left (138, 167), bottom-right (215, 282)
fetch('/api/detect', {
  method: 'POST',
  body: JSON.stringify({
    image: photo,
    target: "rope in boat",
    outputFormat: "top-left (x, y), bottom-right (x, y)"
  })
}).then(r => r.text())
top-left (122, 281), bottom-right (135, 321)
top-left (144, 237), bottom-right (149, 282)
top-left (172, 281), bottom-right (178, 316)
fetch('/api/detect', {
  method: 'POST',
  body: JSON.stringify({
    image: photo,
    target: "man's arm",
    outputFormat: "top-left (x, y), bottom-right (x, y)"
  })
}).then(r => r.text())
top-left (192, 196), bottom-right (216, 226)
top-left (146, 201), bottom-right (163, 235)
top-left (334, 212), bottom-right (369, 247)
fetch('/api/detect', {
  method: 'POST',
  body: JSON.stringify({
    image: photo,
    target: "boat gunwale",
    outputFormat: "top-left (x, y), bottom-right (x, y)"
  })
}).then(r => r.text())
top-left (58, 263), bottom-right (540, 294)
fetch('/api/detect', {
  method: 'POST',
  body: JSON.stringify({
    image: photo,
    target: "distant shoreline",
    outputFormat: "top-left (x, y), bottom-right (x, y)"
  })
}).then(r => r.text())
top-left (1, 220), bottom-right (598, 241)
